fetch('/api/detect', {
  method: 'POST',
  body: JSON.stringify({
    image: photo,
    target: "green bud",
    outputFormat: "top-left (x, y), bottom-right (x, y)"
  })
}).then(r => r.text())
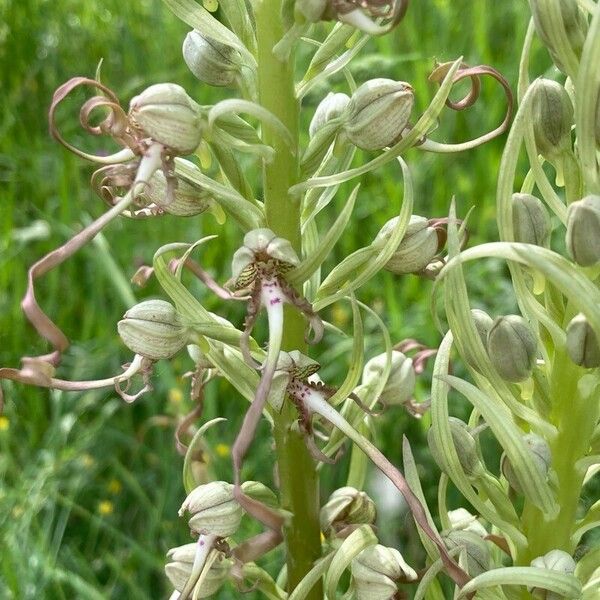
top-left (529, 0), bottom-right (588, 74)
top-left (309, 92), bottom-right (350, 138)
top-left (529, 549), bottom-right (576, 600)
top-left (512, 193), bottom-right (551, 246)
top-left (373, 215), bottom-right (440, 275)
top-left (447, 508), bottom-right (488, 537)
top-left (531, 79), bottom-right (573, 161)
top-left (117, 299), bottom-right (188, 360)
top-left (182, 31), bottom-right (241, 87)
top-left (501, 433), bottom-right (552, 494)
top-left (445, 530), bottom-right (490, 577)
top-left (143, 170), bottom-right (212, 216)
top-left (320, 487), bottom-right (377, 534)
top-left (471, 309), bottom-right (494, 348)
top-left (487, 315), bottom-right (537, 382)
top-left (566, 313), bottom-right (600, 368)
top-left (361, 350), bottom-right (415, 406)
top-left (344, 79), bottom-right (414, 151)
top-left (129, 83), bottom-right (202, 154)
top-left (428, 418), bottom-right (483, 477)
top-left (179, 481), bottom-right (243, 538)
top-left (566, 195), bottom-right (600, 266)
top-left (165, 543), bottom-right (231, 596)
top-left (352, 544), bottom-right (418, 600)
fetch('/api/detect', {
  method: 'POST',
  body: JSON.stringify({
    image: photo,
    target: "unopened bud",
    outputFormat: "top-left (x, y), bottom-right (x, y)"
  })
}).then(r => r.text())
top-left (445, 530), bottom-right (490, 576)
top-left (512, 193), bottom-right (551, 247)
top-left (448, 508), bottom-right (487, 537)
top-left (531, 79), bottom-right (573, 161)
top-left (566, 195), bottom-right (600, 266)
top-left (320, 487), bottom-right (376, 534)
top-left (529, 550), bottom-right (576, 600)
top-left (179, 481), bottom-right (242, 538)
top-left (144, 170), bottom-right (212, 216)
top-left (352, 544), bottom-right (418, 600)
top-left (566, 313), bottom-right (600, 368)
top-left (118, 299), bottom-right (188, 360)
top-left (309, 92), bottom-right (351, 138)
top-left (362, 351), bottom-right (415, 406)
top-left (183, 31), bottom-right (241, 87)
top-left (373, 215), bottom-right (440, 275)
top-left (129, 83), bottom-right (202, 154)
top-left (487, 315), bottom-right (537, 382)
top-left (231, 228), bottom-right (300, 287)
top-left (344, 79), bottom-right (414, 151)
top-left (165, 543), bottom-right (231, 596)
top-left (501, 433), bottom-right (551, 494)
top-left (428, 418), bottom-right (482, 477)
top-left (471, 309), bottom-right (494, 348)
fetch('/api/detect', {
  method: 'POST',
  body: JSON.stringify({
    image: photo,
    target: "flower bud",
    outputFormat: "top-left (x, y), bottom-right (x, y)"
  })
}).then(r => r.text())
top-left (529, 550), bottom-right (576, 600)
top-left (118, 299), bottom-right (188, 360)
top-left (320, 487), bottom-right (377, 534)
top-left (445, 530), bottom-right (490, 576)
top-left (531, 79), bottom-right (573, 161)
top-left (361, 351), bottom-right (415, 406)
top-left (352, 544), bottom-right (418, 600)
top-left (165, 543), bottom-right (231, 596)
top-left (501, 433), bottom-right (551, 494)
top-left (471, 309), bottom-right (494, 348)
top-left (566, 313), bottom-right (600, 368)
top-left (566, 195), bottom-right (600, 266)
top-left (182, 31), bottom-right (241, 87)
top-left (428, 418), bottom-right (482, 477)
top-left (344, 79), bottom-right (414, 151)
top-left (512, 193), bottom-right (551, 247)
top-left (487, 315), bottom-right (537, 382)
top-left (309, 92), bottom-right (351, 138)
top-left (179, 481), bottom-right (242, 538)
top-left (143, 170), bottom-right (212, 216)
top-left (231, 228), bottom-right (300, 286)
top-left (129, 83), bottom-right (202, 154)
top-left (447, 508), bottom-right (488, 537)
top-left (296, 0), bottom-right (329, 22)
top-left (373, 215), bottom-right (440, 275)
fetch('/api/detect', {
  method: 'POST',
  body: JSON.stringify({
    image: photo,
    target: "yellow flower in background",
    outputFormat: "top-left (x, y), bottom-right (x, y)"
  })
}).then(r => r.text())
top-left (0, 416), bottom-right (9, 431)
top-left (215, 443), bottom-right (230, 458)
top-left (98, 500), bottom-right (114, 516)
top-left (107, 479), bottom-right (122, 495)
top-left (168, 388), bottom-right (184, 404)
top-left (81, 454), bottom-right (95, 468)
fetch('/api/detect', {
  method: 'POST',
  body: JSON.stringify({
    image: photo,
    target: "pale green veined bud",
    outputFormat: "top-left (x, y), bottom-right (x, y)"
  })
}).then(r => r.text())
top-left (361, 351), bottom-right (415, 406)
top-left (566, 313), bottom-right (600, 368)
top-left (428, 417), bottom-right (483, 477)
top-left (351, 544), bottom-right (418, 600)
top-left (129, 83), bottom-right (203, 154)
top-left (143, 170), bottom-right (212, 216)
top-left (501, 433), bottom-right (551, 494)
top-left (566, 195), bottom-right (600, 266)
top-left (182, 31), bottom-right (241, 87)
top-left (309, 92), bottom-right (351, 138)
top-left (530, 79), bottom-right (573, 161)
top-left (373, 215), bottom-right (440, 275)
top-left (529, 550), bottom-right (577, 600)
top-left (165, 543), bottom-right (231, 596)
top-left (487, 315), bottom-right (537, 382)
top-left (231, 228), bottom-right (300, 287)
top-left (320, 487), bottom-right (377, 534)
top-left (444, 530), bottom-right (491, 577)
top-left (118, 299), bottom-right (188, 360)
top-left (447, 508), bottom-right (488, 537)
top-left (512, 193), bottom-right (551, 247)
top-left (471, 309), bottom-right (494, 348)
top-left (529, 0), bottom-right (588, 74)
top-left (179, 481), bottom-right (242, 537)
top-left (344, 79), bottom-right (414, 151)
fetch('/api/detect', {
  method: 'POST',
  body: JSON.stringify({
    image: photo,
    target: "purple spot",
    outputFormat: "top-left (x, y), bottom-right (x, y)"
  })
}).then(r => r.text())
top-left (270, 298), bottom-right (282, 305)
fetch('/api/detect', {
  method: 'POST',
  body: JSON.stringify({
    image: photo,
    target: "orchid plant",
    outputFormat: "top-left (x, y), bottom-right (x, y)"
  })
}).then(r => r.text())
top-left (2, 0), bottom-right (600, 598)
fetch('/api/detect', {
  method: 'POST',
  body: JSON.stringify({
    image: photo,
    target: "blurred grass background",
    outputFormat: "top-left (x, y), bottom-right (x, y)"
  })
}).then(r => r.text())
top-left (0, 0), bottom-right (558, 597)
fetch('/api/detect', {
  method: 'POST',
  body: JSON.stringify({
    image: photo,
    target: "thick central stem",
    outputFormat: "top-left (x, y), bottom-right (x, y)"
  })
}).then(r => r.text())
top-left (255, 1), bottom-right (323, 596)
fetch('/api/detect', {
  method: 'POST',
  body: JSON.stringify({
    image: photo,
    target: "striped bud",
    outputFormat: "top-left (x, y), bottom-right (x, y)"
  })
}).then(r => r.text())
top-left (501, 433), bottom-right (551, 494)
top-left (566, 313), bottom-right (600, 368)
top-left (320, 487), bottom-right (377, 534)
top-left (362, 350), bottom-right (415, 406)
top-left (512, 193), bottom-right (551, 247)
top-left (183, 31), bottom-right (241, 87)
top-left (566, 195), bottom-right (600, 266)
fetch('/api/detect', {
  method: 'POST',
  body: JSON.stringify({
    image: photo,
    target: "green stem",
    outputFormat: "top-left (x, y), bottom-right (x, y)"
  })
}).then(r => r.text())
top-left (255, 1), bottom-right (323, 596)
